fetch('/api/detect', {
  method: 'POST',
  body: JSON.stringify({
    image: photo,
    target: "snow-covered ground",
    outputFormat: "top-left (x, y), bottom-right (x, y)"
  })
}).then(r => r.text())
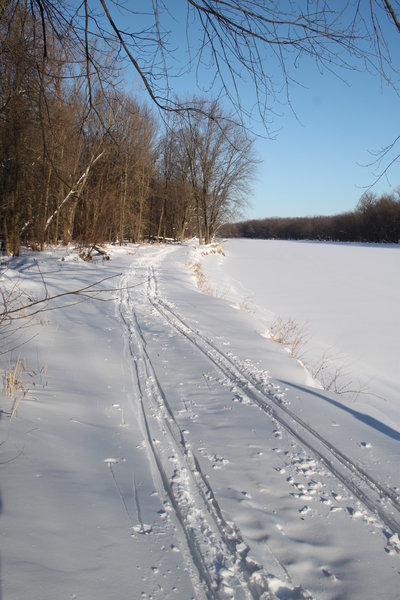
top-left (200, 239), bottom-right (400, 431)
top-left (1, 240), bottom-right (399, 599)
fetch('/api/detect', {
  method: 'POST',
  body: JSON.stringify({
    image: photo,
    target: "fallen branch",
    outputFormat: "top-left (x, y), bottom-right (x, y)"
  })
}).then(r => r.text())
top-left (44, 151), bottom-right (104, 233)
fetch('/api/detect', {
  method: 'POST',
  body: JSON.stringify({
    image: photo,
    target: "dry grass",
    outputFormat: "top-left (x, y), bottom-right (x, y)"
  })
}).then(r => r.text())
top-left (267, 317), bottom-right (365, 400)
top-left (192, 261), bottom-right (210, 292)
top-left (3, 355), bottom-right (29, 418)
top-left (236, 296), bottom-right (254, 313)
top-left (3, 355), bottom-right (25, 397)
top-left (28, 363), bottom-right (48, 388)
top-left (309, 352), bottom-right (365, 400)
top-left (269, 317), bottom-right (309, 359)
top-left (3, 354), bottom-right (48, 418)
top-left (201, 244), bottom-right (225, 257)
top-left (192, 261), bottom-right (206, 288)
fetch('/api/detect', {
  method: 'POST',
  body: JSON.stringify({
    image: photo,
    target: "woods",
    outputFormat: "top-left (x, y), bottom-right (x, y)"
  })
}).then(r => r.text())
top-left (1, 1), bottom-right (400, 254)
top-left (0, 2), bottom-right (256, 255)
top-left (223, 191), bottom-right (400, 243)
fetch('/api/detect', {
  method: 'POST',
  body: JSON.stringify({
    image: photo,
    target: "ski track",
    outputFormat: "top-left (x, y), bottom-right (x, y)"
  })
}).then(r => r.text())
top-left (144, 263), bottom-right (400, 541)
top-left (117, 257), bottom-right (284, 600)
top-left (116, 249), bottom-right (400, 599)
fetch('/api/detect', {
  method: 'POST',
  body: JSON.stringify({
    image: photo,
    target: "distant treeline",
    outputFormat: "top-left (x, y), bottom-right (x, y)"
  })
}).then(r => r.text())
top-left (221, 191), bottom-right (400, 243)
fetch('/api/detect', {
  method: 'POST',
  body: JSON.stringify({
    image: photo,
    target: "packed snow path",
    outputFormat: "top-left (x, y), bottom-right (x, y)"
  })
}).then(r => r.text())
top-left (1, 242), bottom-right (399, 599)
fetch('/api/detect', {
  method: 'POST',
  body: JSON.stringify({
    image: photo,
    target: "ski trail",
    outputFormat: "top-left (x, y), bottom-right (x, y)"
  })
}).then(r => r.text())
top-left (116, 258), bottom-right (296, 600)
top-left (147, 264), bottom-right (400, 539)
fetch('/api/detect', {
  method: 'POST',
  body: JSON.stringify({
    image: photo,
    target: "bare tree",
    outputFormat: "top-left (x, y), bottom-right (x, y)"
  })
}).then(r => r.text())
top-left (2, 0), bottom-right (400, 255)
top-left (17, 2), bottom-right (398, 112)
top-left (178, 98), bottom-right (256, 244)
top-left (69, 93), bottom-right (156, 246)
top-left (8, 0), bottom-right (396, 186)
top-left (157, 118), bottom-right (198, 242)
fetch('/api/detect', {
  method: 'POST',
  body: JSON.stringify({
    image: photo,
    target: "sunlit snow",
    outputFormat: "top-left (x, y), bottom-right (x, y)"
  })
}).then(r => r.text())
top-left (1, 240), bottom-right (399, 599)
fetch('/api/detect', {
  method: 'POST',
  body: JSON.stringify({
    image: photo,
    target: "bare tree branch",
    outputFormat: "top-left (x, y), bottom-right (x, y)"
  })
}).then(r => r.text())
top-left (0, 271), bottom-right (149, 322)
top-left (384, 0), bottom-right (400, 33)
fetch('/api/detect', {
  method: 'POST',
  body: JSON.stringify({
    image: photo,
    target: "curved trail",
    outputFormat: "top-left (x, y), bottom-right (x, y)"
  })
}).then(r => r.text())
top-left (146, 265), bottom-right (400, 539)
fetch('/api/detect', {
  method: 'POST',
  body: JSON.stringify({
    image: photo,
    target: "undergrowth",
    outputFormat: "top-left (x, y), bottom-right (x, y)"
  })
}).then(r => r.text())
top-left (192, 260), bottom-right (209, 292)
top-left (2, 354), bottom-right (48, 418)
top-left (267, 316), bottom-right (365, 400)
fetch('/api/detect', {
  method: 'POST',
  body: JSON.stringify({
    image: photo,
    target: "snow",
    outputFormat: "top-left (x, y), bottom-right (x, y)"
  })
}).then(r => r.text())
top-left (200, 239), bottom-right (400, 431)
top-left (1, 240), bottom-right (399, 599)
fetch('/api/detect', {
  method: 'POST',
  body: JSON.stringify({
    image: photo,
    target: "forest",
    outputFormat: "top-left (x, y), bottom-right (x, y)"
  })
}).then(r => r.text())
top-left (222, 191), bottom-right (400, 243)
top-left (0, 2), bottom-right (255, 256)
top-left (2, 1), bottom-right (400, 254)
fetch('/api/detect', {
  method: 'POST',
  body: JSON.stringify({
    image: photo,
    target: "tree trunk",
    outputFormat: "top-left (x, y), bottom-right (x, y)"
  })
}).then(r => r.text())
top-left (119, 160), bottom-right (128, 245)
top-left (157, 178), bottom-right (168, 243)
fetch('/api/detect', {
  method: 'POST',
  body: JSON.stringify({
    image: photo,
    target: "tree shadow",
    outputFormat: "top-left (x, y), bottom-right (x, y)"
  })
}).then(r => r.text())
top-left (279, 380), bottom-right (400, 443)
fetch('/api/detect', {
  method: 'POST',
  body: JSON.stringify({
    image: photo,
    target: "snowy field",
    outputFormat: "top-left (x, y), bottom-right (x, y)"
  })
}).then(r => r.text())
top-left (200, 239), bottom-right (400, 431)
top-left (1, 240), bottom-right (399, 599)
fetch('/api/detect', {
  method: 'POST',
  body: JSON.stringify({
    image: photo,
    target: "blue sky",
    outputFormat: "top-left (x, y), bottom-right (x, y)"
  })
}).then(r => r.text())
top-left (114, 2), bottom-right (400, 221)
top-left (249, 67), bottom-right (400, 219)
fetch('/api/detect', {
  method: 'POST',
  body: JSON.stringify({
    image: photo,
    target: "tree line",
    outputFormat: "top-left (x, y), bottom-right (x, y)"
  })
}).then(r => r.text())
top-left (2, 1), bottom-right (400, 255)
top-left (0, 2), bottom-right (256, 256)
top-left (222, 192), bottom-right (400, 244)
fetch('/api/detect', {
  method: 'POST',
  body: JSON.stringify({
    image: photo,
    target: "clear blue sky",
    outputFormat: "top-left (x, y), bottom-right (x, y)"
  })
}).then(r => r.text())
top-left (248, 67), bottom-right (400, 219)
top-left (115, 2), bottom-right (400, 221)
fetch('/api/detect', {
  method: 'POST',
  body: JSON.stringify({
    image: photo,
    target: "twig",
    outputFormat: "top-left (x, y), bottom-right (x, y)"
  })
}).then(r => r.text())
top-left (1, 275), bottom-right (148, 320)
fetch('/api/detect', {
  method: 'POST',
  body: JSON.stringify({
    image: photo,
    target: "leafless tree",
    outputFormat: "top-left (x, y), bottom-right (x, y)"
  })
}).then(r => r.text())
top-left (2, 0), bottom-right (400, 255)
top-left (6, 0), bottom-right (395, 192)
top-left (223, 189), bottom-right (400, 243)
top-left (18, 2), bottom-right (400, 118)
top-left (178, 98), bottom-right (256, 243)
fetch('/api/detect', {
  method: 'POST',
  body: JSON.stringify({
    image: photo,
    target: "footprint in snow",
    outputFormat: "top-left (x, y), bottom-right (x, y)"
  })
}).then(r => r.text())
top-left (385, 532), bottom-right (400, 555)
top-left (299, 506), bottom-right (311, 515)
top-left (332, 491), bottom-right (343, 501)
top-left (232, 393), bottom-right (246, 403)
top-left (360, 441), bottom-right (372, 448)
top-left (320, 496), bottom-right (332, 506)
top-left (346, 506), bottom-right (364, 519)
top-left (211, 455), bottom-right (229, 468)
top-left (131, 524), bottom-right (153, 535)
top-left (321, 567), bottom-right (338, 582)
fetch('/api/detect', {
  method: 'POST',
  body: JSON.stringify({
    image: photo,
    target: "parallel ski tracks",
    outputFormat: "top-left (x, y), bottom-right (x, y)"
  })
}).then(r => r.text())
top-left (147, 266), bottom-right (400, 538)
top-left (118, 266), bottom-right (277, 600)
